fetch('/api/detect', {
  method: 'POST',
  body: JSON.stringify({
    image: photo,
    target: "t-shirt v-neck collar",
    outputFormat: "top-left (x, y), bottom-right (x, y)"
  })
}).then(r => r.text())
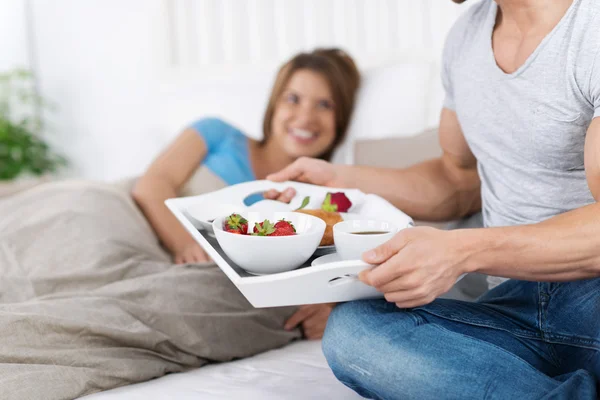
top-left (485, 0), bottom-right (580, 80)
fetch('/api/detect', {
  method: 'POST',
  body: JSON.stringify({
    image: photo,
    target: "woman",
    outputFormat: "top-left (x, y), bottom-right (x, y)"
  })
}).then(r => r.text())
top-left (0, 49), bottom-right (361, 400)
top-left (133, 48), bottom-right (360, 265)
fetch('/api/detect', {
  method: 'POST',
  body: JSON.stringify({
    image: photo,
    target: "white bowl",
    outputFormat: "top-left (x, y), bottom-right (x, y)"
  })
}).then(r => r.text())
top-left (212, 211), bottom-right (326, 275)
top-left (333, 219), bottom-right (400, 261)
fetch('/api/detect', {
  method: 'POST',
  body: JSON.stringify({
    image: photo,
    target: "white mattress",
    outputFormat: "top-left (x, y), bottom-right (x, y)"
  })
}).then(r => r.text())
top-left (81, 340), bottom-right (363, 400)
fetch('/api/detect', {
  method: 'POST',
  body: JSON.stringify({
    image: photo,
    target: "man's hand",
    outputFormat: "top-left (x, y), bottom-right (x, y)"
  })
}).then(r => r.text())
top-left (266, 157), bottom-right (346, 187)
top-left (264, 157), bottom-right (350, 203)
top-left (284, 303), bottom-right (336, 340)
top-left (360, 227), bottom-right (469, 308)
top-left (173, 242), bottom-right (211, 264)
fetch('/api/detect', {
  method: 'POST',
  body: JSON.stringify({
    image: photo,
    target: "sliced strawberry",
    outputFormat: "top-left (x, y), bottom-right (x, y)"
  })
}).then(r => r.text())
top-left (321, 192), bottom-right (352, 213)
top-left (224, 213), bottom-right (248, 234)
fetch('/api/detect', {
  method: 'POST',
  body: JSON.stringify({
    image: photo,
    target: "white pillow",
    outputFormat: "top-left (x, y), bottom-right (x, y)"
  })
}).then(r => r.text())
top-left (347, 62), bottom-right (435, 141)
top-left (158, 68), bottom-right (277, 143)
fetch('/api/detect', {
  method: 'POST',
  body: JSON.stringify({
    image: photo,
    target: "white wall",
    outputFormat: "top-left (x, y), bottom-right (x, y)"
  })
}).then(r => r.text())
top-left (18, 0), bottom-right (467, 182)
top-left (31, 0), bottom-right (168, 180)
top-left (0, 1), bottom-right (29, 71)
top-left (165, 0), bottom-right (460, 71)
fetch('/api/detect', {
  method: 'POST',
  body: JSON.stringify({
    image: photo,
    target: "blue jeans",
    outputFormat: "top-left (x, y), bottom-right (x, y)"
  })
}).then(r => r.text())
top-left (322, 279), bottom-right (600, 399)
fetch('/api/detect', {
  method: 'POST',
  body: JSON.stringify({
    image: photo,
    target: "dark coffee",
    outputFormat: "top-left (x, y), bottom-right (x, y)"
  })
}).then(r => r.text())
top-left (351, 231), bottom-right (389, 235)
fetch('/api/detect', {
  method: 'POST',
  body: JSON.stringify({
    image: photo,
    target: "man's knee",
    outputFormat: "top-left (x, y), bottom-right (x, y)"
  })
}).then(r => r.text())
top-left (322, 301), bottom-right (360, 363)
top-left (322, 300), bottom-right (380, 374)
top-left (323, 300), bottom-right (429, 398)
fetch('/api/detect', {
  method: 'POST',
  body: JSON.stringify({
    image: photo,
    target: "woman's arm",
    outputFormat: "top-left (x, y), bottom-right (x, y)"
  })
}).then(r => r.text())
top-left (132, 128), bottom-right (209, 262)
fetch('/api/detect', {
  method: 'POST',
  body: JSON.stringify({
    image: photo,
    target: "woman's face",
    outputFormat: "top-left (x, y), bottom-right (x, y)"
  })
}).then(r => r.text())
top-left (270, 69), bottom-right (337, 159)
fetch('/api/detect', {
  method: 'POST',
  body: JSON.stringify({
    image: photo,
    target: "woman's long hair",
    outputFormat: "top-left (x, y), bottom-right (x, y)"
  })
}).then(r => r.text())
top-left (261, 48), bottom-right (361, 161)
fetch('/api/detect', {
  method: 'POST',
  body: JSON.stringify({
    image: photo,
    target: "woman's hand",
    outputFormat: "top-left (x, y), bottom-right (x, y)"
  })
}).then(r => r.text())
top-left (263, 187), bottom-right (298, 204)
top-left (284, 303), bottom-right (336, 340)
top-left (173, 241), bottom-right (211, 264)
top-left (360, 227), bottom-right (471, 308)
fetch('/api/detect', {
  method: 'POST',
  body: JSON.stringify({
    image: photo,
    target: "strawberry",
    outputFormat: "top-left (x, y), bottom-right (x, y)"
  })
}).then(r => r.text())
top-left (321, 192), bottom-right (352, 213)
top-left (252, 220), bottom-right (276, 236)
top-left (224, 213), bottom-right (248, 234)
top-left (273, 219), bottom-right (296, 236)
top-left (252, 219), bottom-right (296, 236)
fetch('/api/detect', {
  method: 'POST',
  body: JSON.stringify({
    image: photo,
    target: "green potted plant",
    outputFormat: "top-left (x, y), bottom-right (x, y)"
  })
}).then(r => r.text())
top-left (0, 69), bottom-right (66, 194)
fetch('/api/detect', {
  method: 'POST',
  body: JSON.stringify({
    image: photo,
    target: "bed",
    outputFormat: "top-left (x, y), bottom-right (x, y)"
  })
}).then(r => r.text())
top-left (67, 128), bottom-right (483, 400)
top-left (0, 127), bottom-right (484, 400)
top-left (81, 341), bottom-right (362, 400)
top-left (0, 115), bottom-right (485, 400)
top-left (0, 2), bottom-right (476, 399)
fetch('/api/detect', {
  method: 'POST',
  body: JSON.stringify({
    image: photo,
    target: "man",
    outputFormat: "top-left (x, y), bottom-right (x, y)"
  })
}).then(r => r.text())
top-left (267, 0), bottom-right (600, 398)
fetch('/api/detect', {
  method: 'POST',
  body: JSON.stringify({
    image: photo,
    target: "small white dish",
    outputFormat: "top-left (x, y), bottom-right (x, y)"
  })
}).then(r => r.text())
top-left (247, 199), bottom-right (292, 213)
top-left (333, 219), bottom-right (400, 261)
top-left (312, 212), bottom-right (361, 254)
top-left (311, 253), bottom-right (374, 268)
top-left (311, 253), bottom-right (341, 266)
top-left (212, 211), bottom-right (326, 275)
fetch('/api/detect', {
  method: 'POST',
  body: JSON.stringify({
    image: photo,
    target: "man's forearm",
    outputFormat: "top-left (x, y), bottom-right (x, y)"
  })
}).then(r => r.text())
top-left (463, 202), bottom-right (600, 281)
top-left (340, 158), bottom-right (481, 222)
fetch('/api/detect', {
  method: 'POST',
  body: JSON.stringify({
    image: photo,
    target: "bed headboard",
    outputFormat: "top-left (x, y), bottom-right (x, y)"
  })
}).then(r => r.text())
top-left (164, 0), bottom-right (463, 73)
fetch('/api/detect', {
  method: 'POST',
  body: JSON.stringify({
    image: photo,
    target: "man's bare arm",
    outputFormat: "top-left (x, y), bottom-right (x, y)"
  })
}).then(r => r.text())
top-left (465, 118), bottom-right (600, 280)
top-left (339, 108), bottom-right (481, 221)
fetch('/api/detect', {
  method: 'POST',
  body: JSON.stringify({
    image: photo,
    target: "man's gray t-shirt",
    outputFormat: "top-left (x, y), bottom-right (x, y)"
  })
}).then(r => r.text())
top-left (443, 0), bottom-right (600, 232)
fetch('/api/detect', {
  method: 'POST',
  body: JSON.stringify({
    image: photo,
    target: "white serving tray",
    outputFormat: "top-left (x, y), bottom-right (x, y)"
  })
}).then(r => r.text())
top-left (165, 180), bottom-right (414, 308)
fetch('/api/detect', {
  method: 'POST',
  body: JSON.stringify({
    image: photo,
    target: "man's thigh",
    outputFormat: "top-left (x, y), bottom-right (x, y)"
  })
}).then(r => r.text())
top-left (541, 279), bottom-right (600, 380)
top-left (544, 279), bottom-right (600, 350)
top-left (426, 278), bottom-right (600, 370)
top-left (322, 299), bottom-right (598, 399)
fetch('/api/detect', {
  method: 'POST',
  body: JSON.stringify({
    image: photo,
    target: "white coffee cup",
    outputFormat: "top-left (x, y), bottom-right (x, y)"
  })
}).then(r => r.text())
top-left (333, 220), bottom-right (400, 261)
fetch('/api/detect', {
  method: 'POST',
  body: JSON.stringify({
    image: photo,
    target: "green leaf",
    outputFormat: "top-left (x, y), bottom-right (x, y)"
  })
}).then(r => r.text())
top-left (295, 196), bottom-right (310, 211)
top-left (226, 213), bottom-right (247, 229)
top-left (13, 69), bottom-right (32, 79)
top-left (0, 68), bottom-right (67, 180)
top-left (251, 219), bottom-right (276, 236)
top-left (321, 193), bottom-right (338, 212)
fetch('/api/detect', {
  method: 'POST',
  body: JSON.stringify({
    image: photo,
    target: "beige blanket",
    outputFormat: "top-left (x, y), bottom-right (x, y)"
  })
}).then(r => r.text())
top-left (0, 177), bottom-right (299, 400)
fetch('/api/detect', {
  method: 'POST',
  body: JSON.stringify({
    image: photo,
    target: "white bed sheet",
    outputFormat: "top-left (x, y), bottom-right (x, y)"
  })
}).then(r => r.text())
top-left (81, 340), bottom-right (363, 400)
